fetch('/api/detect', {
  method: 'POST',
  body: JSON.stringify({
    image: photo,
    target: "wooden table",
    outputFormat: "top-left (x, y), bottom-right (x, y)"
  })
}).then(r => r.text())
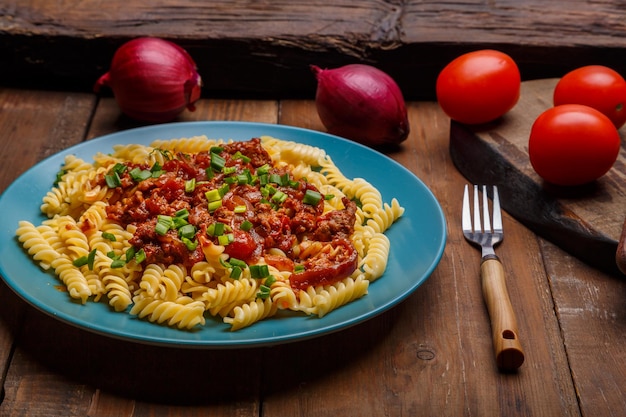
top-left (1, 88), bottom-right (625, 417)
top-left (2, 1), bottom-right (626, 416)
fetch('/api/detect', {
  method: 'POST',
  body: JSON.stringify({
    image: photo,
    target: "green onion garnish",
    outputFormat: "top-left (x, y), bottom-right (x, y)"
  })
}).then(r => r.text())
top-left (250, 264), bottom-right (270, 279)
top-left (303, 189), bottom-right (322, 205)
top-left (102, 232), bottom-right (116, 241)
top-left (210, 152), bottom-right (226, 172)
top-left (230, 265), bottom-right (243, 279)
top-left (178, 224), bottom-right (196, 239)
top-left (182, 237), bottom-right (198, 251)
top-left (218, 233), bottom-right (234, 246)
top-left (185, 178), bottom-right (196, 193)
top-left (240, 220), bottom-right (253, 231)
top-left (207, 222), bottom-right (225, 236)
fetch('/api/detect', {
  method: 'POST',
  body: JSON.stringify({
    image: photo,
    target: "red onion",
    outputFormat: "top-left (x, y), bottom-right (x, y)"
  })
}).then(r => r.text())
top-left (311, 64), bottom-right (409, 146)
top-left (94, 37), bottom-right (202, 123)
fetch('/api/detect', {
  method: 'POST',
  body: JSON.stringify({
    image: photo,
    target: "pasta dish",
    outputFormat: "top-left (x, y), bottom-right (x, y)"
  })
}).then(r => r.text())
top-left (16, 135), bottom-right (403, 331)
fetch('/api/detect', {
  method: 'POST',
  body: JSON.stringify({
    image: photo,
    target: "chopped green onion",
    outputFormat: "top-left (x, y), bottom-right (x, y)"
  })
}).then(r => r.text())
top-left (230, 265), bottom-right (243, 279)
top-left (105, 172), bottom-right (122, 188)
top-left (205, 189), bottom-right (221, 202)
top-left (210, 146), bottom-right (224, 154)
top-left (172, 216), bottom-right (189, 229)
top-left (250, 264), bottom-right (270, 279)
top-left (223, 166), bottom-right (237, 175)
top-left (303, 189), bottom-right (322, 205)
top-left (256, 164), bottom-right (270, 175)
top-left (232, 151), bottom-right (251, 163)
top-left (219, 183), bottom-right (230, 196)
top-left (325, 194), bottom-right (335, 200)
top-left (229, 258), bottom-right (247, 269)
top-left (112, 163), bottom-right (127, 175)
top-left (111, 258), bottom-right (126, 268)
top-left (155, 222), bottom-right (169, 236)
top-left (269, 173), bottom-right (283, 185)
top-left (72, 256), bottom-right (88, 268)
top-left (294, 264), bottom-right (305, 273)
top-left (178, 224), bottom-right (196, 239)
top-left (182, 237), bottom-right (198, 251)
top-left (240, 220), bottom-right (253, 231)
top-left (73, 249), bottom-right (97, 270)
top-left (264, 275), bottom-right (277, 287)
top-left (271, 190), bottom-right (287, 204)
top-left (205, 167), bottom-right (215, 180)
top-left (257, 285), bottom-right (271, 299)
top-left (102, 232), bottom-right (116, 241)
top-left (234, 205), bottom-right (247, 214)
top-left (208, 200), bottom-right (222, 212)
top-left (129, 167), bottom-right (152, 181)
top-left (175, 208), bottom-right (189, 220)
top-left (218, 233), bottom-right (234, 246)
top-left (135, 248), bottom-right (146, 264)
top-left (185, 178), bottom-right (196, 193)
top-left (236, 173), bottom-right (249, 185)
top-left (107, 251), bottom-right (117, 259)
top-left (150, 162), bottom-right (164, 177)
top-left (125, 246), bottom-right (136, 261)
top-left (210, 152), bottom-right (226, 172)
top-left (207, 222), bottom-right (226, 236)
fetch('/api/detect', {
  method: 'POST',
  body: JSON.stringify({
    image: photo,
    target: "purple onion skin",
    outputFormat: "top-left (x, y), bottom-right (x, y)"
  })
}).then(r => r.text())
top-left (312, 64), bottom-right (410, 146)
top-left (94, 37), bottom-right (202, 123)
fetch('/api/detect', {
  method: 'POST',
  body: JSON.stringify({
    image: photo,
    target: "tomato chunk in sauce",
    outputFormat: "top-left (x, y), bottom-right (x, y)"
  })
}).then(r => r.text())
top-left (102, 138), bottom-right (358, 289)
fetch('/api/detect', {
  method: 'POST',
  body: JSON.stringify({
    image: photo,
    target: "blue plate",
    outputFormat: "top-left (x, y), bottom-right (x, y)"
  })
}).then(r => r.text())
top-left (0, 121), bottom-right (446, 348)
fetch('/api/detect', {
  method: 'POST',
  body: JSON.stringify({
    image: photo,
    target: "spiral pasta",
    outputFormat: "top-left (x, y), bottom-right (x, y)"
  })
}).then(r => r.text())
top-left (16, 135), bottom-right (404, 331)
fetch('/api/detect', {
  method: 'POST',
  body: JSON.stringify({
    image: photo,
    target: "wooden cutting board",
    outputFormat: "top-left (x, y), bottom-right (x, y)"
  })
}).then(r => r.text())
top-left (450, 78), bottom-right (626, 277)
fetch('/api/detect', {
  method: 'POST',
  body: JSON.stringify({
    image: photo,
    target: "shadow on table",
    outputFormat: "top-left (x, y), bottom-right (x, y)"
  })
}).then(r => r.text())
top-left (0, 281), bottom-right (400, 406)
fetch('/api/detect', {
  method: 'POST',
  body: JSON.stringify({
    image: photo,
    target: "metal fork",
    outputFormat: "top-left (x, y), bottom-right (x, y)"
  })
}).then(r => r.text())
top-left (462, 184), bottom-right (524, 371)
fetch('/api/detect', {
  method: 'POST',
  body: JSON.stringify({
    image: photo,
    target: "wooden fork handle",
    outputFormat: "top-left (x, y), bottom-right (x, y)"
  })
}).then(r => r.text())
top-left (481, 257), bottom-right (525, 371)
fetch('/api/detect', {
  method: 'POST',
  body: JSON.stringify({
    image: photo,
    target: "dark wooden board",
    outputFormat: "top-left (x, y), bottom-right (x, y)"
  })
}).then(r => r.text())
top-left (450, 78), bottom-right (626, 277)
top-left (2, 1), bottom-right (626, 98)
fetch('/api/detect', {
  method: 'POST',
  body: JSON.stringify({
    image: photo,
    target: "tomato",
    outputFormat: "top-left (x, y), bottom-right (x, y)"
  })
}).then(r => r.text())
top-left (289, 238), bottom-right (358, 290)
top-left (436, 50), bottom-right (521, 124)
top-left (553, 65), bottom-right (626, 129)
top-left (223, 229), bottom-right (260, 261)
top-left (528, 104), bottom-right (621, 186)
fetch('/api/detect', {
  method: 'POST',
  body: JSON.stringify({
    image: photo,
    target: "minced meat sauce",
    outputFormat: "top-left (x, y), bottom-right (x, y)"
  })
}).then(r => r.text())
top-left (98, 138), bottom-right (358, 290)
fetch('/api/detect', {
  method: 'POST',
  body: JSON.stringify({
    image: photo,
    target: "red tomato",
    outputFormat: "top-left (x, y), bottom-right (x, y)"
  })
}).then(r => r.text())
top-left (553, 65), bottom-right (626, 128)
top-left (436, 50), bottom-right (521, 124)
top-left (528, 104), bottom-right (621, 186)
top-left (289, 238), bottom-right (358, 290)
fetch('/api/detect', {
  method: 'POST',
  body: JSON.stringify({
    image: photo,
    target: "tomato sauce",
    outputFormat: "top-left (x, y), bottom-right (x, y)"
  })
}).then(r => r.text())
top-left (102, 138), bottom-right (358, 289)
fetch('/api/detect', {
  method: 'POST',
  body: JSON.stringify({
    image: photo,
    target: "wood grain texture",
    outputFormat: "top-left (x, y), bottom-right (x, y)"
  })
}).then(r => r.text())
top-left (450, 78), bottom-right (626, 277)
top-left (1, 1), bottom-right (626, 98)
top-left (2, 87), bottom-right (623, 416)
top-left (541, 238), bottom-right (626, 417)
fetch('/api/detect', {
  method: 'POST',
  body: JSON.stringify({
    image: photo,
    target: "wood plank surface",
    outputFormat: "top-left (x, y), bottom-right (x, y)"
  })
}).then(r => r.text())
top-left (2, 1), bottom-right (626, 98)
top-left (541, 239), bottom-right (626, 417)
top-left (450, 78), bottom-right (626, 277)
top-left (3, 86), bottom-right (625, 416)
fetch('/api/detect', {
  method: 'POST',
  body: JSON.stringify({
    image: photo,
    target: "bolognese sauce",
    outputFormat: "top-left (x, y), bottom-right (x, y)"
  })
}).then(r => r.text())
top-left (100, 138), bottom-right (358, 290)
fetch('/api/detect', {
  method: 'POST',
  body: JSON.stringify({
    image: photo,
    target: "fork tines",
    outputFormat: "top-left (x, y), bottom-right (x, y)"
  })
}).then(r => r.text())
top-left (462, 184), bottom-right (502, 234)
